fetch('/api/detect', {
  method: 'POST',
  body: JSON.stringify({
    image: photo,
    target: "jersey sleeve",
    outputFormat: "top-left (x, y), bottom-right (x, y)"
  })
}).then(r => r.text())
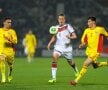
top-left (33, 35), bottom-right (36, 46)
top-left (11, 29), bottom-right (17, 44)
top-left (68, 24), bottom-right (75, 33)
top-left (81, 29), bottom-right (88, 44)
top-left (24, 34), bottom-right (28, 46)
top-left (100, 27), bottom-right (108, 36)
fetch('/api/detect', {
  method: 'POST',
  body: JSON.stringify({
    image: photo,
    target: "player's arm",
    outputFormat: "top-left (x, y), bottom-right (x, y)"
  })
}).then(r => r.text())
top-left (79, 43), bottom-right (86, 48)
top-left (10, 30), bottom-right (17, 44)
top-left (99, 27), bottom-right (108, 40)
top-left (66, 24), bottom-right (77, 39)
top-left (47, 35), bottom-right (56, 51)
top-left (4, 30), bottom-right (17, 44)
top-left (66, 32), bottom-right (77, 39)
top-left (35, 36), bottom-right (38, 48)
top-left (79, 29), bottom-right (87, 48)
top-left (100, 27), bottom-right (108, 37)
top-left (33, 35), bottom-right (37, 48)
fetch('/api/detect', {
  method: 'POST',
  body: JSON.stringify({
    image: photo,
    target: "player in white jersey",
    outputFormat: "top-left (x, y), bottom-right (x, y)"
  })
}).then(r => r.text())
top-left (47, 14), bottom-right (79, 83)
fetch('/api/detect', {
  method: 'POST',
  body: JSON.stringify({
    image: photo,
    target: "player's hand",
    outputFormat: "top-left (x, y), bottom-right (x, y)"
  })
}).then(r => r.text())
top-left (106, 37), bottom-right (108, 40)
top-left (66, 35), bottom-right (70, 39)
top-left (66, 34), bottom-right (77, 39)
top-left (3, 35), bottom-right (12, 42)
top-left (4, 36), bottom-right (10, 41)
top-left (79, 43), bottom-right (84, 48)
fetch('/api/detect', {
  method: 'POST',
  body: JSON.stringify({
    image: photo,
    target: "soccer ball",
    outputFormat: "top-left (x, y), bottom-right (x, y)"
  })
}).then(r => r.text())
top-left (49, 26), bottom-right (58, 34)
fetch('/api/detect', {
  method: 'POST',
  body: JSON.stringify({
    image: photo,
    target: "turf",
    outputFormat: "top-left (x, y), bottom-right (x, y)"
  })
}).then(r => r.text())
top-left (0, 57), bottom-right (108, 90)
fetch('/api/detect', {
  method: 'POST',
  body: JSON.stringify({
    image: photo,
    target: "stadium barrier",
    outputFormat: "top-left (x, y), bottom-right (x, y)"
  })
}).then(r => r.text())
top-left (15, 47), bottom-right (108, 57)
top-left (42, 49), bottom-right (86, 57)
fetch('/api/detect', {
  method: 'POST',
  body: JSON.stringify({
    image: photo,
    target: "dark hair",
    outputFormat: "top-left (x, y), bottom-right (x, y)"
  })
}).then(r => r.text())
top-left (58, 13), bottom-right (65, 17)
top-left (2, 17), bottom-right (11, 22)
top-left (0, 17), bottom-right (12, 27)
top-left (88, 17), bottom-right (96, 22)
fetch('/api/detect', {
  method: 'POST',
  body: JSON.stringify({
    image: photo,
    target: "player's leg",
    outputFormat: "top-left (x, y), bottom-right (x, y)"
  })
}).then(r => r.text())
top-left (8, 63), bottom-right (13, 82)
top-left (7, 55), bottom-right (14, 82)
top-left (64, 51), bottom-right (79, 77)
top-left (29, 48), bottom-right (35, 62)
top-left (27, 54), bottom-right (31, 62)
top-left (67, 60), bottom-right (79, 77)
top-left (71, 51), bottom-right (99, 84)
top-left (28, 52), bottom-right (35, 63)
top-left (25, 47), bottom-right (31, 63)
top-left (70, 52), bottom-right (99, 85)
top-left (0, 54), bottom-right (6, 83)
top-left (28, 47), bottom-right (35, 62)
top-left (92, 61), bottom-right (108, 69)
top-left (91, 53), bottom-right (108, 68)
top-left (28, 53), bottom-right (34, 63)
top-left (27, 49), bottom-right (32, 63)
top-left (97, 61), bottom-right (108, 67)
top-left (48, 51), bottom-right (60, 83)
top-left (75, 57), bottom-right (92, 82)
top-left (70, 57), bottom-right (93, 85)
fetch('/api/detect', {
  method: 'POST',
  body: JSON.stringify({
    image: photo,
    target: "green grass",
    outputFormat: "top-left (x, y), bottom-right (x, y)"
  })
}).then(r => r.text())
top-left (0, 57), bottom-right (108, 90)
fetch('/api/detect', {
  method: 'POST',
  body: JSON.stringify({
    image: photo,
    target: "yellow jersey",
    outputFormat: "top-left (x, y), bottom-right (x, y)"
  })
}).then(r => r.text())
top-left (24, 33), bottom-right (37, 48)
top-left (0, 28), bottom-right (5, 54)
top-left (0, 28), bottom-right (17, 53)
top-left (81, 26), bottom-right (108, 53)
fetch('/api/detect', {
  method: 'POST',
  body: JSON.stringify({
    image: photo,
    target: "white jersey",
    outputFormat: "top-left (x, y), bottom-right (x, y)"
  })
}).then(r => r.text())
top-left (54, 24), bottom-right (74, 48)
top-left (54, 24), bottom-right (75, 60)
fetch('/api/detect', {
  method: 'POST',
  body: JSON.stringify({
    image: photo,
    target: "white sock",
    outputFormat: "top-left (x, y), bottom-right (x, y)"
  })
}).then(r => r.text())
top-left (52, 68), bottom-right (57, 79)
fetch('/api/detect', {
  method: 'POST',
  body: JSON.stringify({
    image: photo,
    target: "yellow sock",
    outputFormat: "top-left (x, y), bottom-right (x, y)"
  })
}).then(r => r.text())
top-left (75, 66), bottom-right (87, 83)
top-left (1, 61), bottom-right (6, 81)
top-left (98, 62), bottom-right (108, 67)
top-left (8, 66), bottom-right (12, 76)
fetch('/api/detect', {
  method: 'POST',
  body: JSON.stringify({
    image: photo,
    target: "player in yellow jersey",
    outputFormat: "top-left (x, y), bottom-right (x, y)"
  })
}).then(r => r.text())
top-left (70, 17), bottom-right (108, 85)
top-left (23, 30), bottom-right (37, 63)
top-left (0, 17), bottom-right (17, 83)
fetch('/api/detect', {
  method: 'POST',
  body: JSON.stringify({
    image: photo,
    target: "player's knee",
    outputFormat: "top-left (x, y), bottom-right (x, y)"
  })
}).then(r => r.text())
top-left (9, 65), bottom-right (13, 69)
top-left (82, 65), bottom-right (88, 69)
top-left (67, 60), bottom-right (71, 64)
top-left (8, 62), bottom-right (13, 67)
top-left (83, 60), bottom-right (92, 67)
top-left (67, 60), bottom-right (75, 66)
top-left (92, 63), bottom-right (98, 69)
top-left (53, 55), bottom-right (59, 61)
top-left (0, 55), bottom-right (5, 61)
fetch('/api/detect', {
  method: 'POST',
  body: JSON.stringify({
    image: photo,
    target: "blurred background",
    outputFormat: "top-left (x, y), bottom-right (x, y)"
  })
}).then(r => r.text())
top-left (0, 0), bottom-right (108, 57)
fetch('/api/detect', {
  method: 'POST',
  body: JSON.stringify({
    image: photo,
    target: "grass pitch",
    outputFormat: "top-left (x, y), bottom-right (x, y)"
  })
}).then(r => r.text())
top-left (0, 57), bottom-right (108, 90)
